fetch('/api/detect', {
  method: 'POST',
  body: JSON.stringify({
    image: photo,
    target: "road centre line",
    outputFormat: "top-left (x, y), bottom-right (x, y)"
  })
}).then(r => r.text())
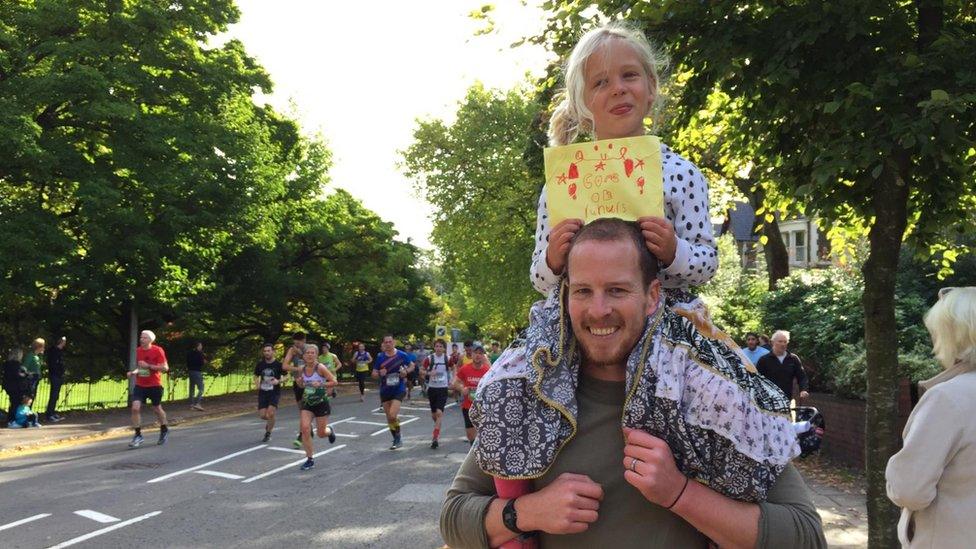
top-left (267, 446), bottom-right (306, 455)
top-left (370, 416), bottom-right (419, 436)
top-left (73, 510), bottom-right (119, 523)
top-left (195, 470), bottom-right (245, 480)
top-left (0, 513), bottom-right (51, 532)
top-left (146, 445), bottom-right (266, 483)
top-left (46, 511), bottom-right (162, 549)
top-left (242, 445), bottom-right (346, 483)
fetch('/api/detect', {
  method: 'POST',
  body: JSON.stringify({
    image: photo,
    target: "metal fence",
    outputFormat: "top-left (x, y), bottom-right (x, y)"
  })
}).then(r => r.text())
top-left (0, 373), bottom-right (256, 415)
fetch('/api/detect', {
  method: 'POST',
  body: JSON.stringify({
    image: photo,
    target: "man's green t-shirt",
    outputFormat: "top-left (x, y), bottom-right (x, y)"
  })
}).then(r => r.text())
top-left (22, 352), bottom-right (42, 376)
top-left (322, 352), bottom-right (340, 375)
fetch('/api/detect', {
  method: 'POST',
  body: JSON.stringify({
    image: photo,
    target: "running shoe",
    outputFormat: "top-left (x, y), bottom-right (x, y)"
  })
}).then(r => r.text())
top-left (300, 458), bottom-right (315, 471)
top-left (157, 430), bottom-right (169, 445)
top-left (262, 431), bottom-right (271, 443)
top-left (31, 422), bottom-right (42, 428)
top-left (192, 404), bottom-right (205, 411)
top-left (391, 436), bottom-right (402, 450)
top-left (7, 421), bottom-right (21, 429)
top-left (327, 426), bottom-right (336, 444)
top-left (129, 434), bottom-right (144, 448)
top-left (430, 439), bottom-right (439, 449)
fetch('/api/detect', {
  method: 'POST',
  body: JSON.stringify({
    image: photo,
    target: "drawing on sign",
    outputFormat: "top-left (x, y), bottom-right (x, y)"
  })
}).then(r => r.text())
top-left (544, 135), bottom-right (664, 225)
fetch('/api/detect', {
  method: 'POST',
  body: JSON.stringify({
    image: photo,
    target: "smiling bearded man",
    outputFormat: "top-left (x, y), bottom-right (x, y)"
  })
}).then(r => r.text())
top-left (440, 218), bottom-right (825, 549)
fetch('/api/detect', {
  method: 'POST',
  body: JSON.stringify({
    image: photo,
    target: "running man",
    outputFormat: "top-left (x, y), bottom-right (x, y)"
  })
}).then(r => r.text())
top-left (321, 342), bottom-right (342, 399)
top-left (452, 344), bottom-right (489, 444)
top-left (126, 330), bottom-right (170, 448)
top-left (292, 344), bottom-right (338, 470)
top-left (404, 343), bottom-right (419, 401)
top-left (282, 332), bottom-right (309, 449)
top-left (421, 339), bottom-right (450, 449)
top-left (371, 335), bottom-right (414, 450)
top-left (254, 343), bottom-right (283, 443)
top-left (351, 343), bottom-right (372, 402)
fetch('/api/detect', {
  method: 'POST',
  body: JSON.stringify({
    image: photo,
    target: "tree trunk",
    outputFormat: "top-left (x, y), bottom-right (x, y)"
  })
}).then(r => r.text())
top-left (761, 216), bottom-right (790, 290)
top-left (862, 166), bottom-right (909, 548)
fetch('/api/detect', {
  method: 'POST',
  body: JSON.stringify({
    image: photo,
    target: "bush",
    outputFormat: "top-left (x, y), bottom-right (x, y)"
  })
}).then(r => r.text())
top-left (831, 342), bottom-right (942, 399)
top-left (697, 234), bottom-right (768, 341)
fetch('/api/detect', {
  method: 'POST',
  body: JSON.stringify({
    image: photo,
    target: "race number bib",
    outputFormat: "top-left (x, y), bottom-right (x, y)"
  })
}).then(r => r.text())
top-left (432, 372), bottom-right (446, 384)
top-left (385, 374), bottom-right (401, 387)
top-left (137, 367), bottom-right (151, 377)
top-left (304, 385), bottom-right (317, 396)
top-left (260, 376), bottom-right (274, 391)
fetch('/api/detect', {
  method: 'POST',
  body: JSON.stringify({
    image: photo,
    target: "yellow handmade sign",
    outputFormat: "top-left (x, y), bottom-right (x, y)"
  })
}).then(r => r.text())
top-left (544, 135), bottom-right (663, 225)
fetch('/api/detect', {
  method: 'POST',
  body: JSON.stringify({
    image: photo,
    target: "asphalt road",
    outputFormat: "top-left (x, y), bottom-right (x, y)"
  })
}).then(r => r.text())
top-left (0, 389), bottom-right (469, 548)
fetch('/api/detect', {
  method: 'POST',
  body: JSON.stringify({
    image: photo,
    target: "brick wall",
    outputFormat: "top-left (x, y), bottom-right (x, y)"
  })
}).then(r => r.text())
top-left (803, 380), bottom-right (914, 469)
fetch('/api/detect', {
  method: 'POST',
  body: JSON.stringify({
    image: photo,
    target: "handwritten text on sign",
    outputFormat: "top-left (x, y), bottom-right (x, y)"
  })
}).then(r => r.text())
top-left (544, 135), bottom-right (663, 225)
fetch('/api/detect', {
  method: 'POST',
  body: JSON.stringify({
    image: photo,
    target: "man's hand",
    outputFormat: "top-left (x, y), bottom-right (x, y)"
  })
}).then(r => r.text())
top-left (799, 390), bottom-right (809, 398)
top-left (545, 219), bottom-right (583, 275)
top-left (622, 428), bottom-right (687, 508)
top-left (516, 472), bottom-right (603, 534)
top-left (379, 368), bottom-right (387, 377)
top-left (137, 360), bottom-right (149, 368)
top-left (638, 216), bottom-right (677, 266)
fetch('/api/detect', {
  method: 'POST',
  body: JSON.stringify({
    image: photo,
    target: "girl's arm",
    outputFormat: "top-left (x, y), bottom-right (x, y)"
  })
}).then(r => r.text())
top-left (529, 189), bottom-right (562, 294)
top-left (657, 155), bottom-right (718, 287)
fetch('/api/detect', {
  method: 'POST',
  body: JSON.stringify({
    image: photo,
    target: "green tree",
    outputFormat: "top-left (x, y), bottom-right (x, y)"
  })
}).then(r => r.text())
top-left (536, 2), bottom-right (976, 544)
top-left (401, 83), bottom-right (542, 337)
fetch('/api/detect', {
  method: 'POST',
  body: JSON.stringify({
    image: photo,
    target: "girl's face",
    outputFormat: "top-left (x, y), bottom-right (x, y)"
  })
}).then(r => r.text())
top-left (303, 347), bottom-right (318, 365)
top-left (583, 39), bottom-right (653, 141)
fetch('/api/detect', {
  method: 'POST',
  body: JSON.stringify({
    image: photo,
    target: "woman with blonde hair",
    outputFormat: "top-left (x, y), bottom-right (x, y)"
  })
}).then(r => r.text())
top-left (887, 287), bottom-right (976, 548)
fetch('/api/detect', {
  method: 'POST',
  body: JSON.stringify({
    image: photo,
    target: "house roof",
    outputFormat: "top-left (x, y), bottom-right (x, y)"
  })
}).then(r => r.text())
top-left (728, 201), bottom-right (759, 242)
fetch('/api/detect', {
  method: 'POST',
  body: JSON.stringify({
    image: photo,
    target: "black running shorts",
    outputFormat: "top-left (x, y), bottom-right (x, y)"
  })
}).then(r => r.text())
top-left (132, 385), bottom-right (164, 406)
top-left (427, 387), bottom-right (448, 412)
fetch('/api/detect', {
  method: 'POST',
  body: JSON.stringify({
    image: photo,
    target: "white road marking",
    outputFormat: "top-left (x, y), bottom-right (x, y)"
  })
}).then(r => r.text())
top-left (46, 511), bottom-right (162, 549)
top-left (398, 405), bottom-right (435, 412)
top-left (333, 432), bottom-right (359, 438)
top-left (195, 470), bottom-right (245, 480)
top-left (0, 513), bottom-right (51, 532)
top-left (242, 445), bottom-right (346, 483)
top-left (267, 446), bottom-right (306, 455)
top-left (146, 445), bottom-right (266, 483)
top-left (73, 510), bottom-right (119, 523)
top-left (445, 402), bottom-right (458, 409)
top-left (370, 416), bottom-right (419, 436)
top-left (346, 420), bottom-right (389, 427)
top-left (328, 416), bottom-right (357, 425)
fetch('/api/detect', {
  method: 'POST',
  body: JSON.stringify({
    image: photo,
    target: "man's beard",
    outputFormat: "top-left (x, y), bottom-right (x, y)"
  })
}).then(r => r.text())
top-left (579, 345), bottom-right (630, 372)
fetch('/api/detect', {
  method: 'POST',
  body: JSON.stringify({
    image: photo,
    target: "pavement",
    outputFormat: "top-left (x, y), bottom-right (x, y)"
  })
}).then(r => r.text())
top-left (1, 383), bottom-right (870, 548)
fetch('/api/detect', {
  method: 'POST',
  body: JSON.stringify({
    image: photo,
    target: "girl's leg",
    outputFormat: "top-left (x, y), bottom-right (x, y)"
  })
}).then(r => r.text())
top-left (300, 411), bottom-right (314, 458)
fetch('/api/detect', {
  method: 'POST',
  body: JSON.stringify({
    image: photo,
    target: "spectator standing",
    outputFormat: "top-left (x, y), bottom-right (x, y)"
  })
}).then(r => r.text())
top-left (44, 336), bottom-right (67, 422)
top-left (886, 287), bottom-right (976, 548)
top-left (756, 330), bottom-right (809, 404)
top-left (3, 348), bottom-right (26, 426)
top-left (758, 333), bottom-right (772, 351)
top-left (186, 342), bottom-right (206, 411)
top-left (22, 338), bottom-right (44, 400)
top-left (741, 332), bottom-right (770, 367)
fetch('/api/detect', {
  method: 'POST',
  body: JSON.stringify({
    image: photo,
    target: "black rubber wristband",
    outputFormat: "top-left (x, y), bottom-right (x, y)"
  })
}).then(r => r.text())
top-left (665, 476), bottom-right (690, 510)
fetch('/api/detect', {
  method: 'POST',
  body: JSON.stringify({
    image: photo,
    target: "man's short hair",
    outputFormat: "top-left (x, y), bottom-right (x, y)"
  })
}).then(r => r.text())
top-left (292, 332), bottom-right (306, 341)
top-left (434, 338), bottom-right (446, 347)
top-left (262, 343), bottom-right (274, 350)
top-left (569, 218), bottom-right (660, 287)
top-left (464, 340), bottom-right (473, 347)
top-left (746, 332), bottom-right (759, 340)
top-left (772, 330), bottom-right (791, 342)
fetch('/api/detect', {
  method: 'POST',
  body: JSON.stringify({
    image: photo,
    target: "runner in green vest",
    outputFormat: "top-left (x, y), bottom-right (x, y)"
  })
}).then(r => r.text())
top-left (320, 342), bottom-right (342, 399)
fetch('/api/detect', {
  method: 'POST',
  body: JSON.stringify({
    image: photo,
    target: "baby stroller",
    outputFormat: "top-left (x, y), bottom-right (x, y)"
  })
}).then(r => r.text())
top-left (791, 406), bottom-right (825, 458)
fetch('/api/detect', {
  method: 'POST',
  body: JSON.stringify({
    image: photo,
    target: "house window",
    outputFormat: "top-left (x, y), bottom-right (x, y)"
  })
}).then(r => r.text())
top-left (794, 230), bottom-right (807, 263)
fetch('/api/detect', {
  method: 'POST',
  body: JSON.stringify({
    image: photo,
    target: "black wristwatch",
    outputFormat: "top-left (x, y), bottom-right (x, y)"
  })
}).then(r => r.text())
top-left (502, 497), bottom-right (530, 535)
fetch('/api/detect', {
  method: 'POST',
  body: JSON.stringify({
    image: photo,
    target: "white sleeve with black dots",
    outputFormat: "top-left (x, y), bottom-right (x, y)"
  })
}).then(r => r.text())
top-left (659, 144), bottom-right (718, 288)
top-left (529, 187), bottom-right (561, 294)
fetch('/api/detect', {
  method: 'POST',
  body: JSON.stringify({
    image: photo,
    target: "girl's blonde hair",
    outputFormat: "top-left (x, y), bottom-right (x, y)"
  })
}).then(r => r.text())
top-left (924, 287), bottom-right (976, 368)
top-left (548, 21), bottom-right (668, 146)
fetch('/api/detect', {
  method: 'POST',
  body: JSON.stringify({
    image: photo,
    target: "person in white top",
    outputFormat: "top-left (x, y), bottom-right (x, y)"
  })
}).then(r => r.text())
top-left (887, 287), bottom-right (976, 548)
top-left (529, 22), bottom-right (717, 299)
top-left (421, 339), bottom-right (451, 449)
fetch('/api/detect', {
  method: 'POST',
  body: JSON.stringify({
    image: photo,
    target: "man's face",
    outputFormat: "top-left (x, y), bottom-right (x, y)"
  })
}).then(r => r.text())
top-left (746, 335), bottom-right (758, 350)
top-left (473, 349), bottom-right (487, 367)
top-left (434, 342), bottom-right (445, 354)
top-left (405, 345), bottom-right (413, 353)
top-left (292, 339), bottom-right (305, 351)
top-left (358, 344), bottom-right (365, 352)
top-left (262, 346), bottom-right (274, 361)
top-left (139, 333), bottom-right (152, 347)
top-left (772, 334), bottom-right (789, 355)
top-left (451, 345), bottom-right (459, 354)
top-left (491, 343), bottom-right (499, 353)
top-left (567, 238), bottom-right (659, 368)
top-left (382, 337), bottom-right (395, 353)
top-left (464, 345), bottom-right (472, 357)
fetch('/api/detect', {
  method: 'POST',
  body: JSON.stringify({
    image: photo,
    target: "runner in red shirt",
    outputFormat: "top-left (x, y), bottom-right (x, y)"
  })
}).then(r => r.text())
top-left (125, 330), bottom-right (170, 448)
top-left (452, 344), bottom-right (490, 444)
